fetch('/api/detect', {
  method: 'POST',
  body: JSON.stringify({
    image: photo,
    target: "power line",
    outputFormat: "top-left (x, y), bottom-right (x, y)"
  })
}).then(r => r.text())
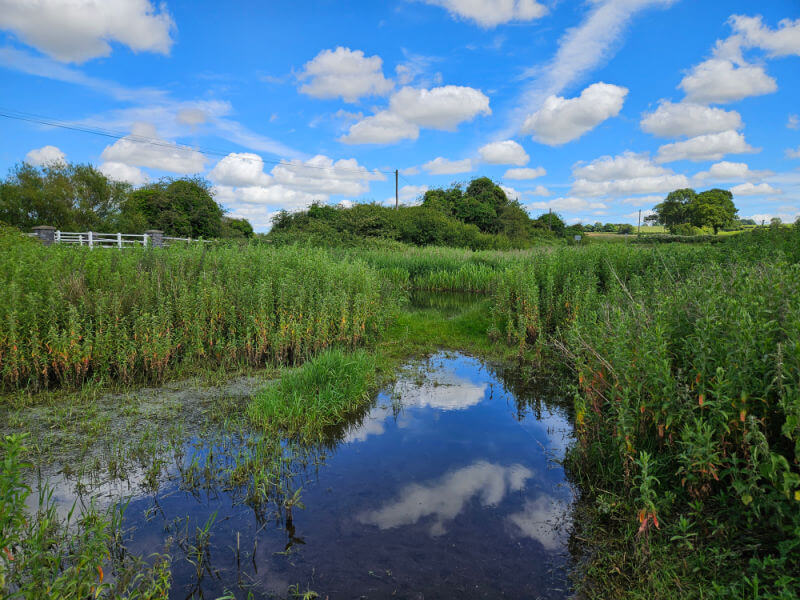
top-left (0, 107), bottom-right (397, 177)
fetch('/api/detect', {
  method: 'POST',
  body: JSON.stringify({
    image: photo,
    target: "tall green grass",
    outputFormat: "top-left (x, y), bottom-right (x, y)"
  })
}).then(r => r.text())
top-left (0, 232), bottom-right (390, 390)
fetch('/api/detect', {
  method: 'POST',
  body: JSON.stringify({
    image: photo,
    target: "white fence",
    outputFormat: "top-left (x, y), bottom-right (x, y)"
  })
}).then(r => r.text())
top-left (52, 231), bottom-right (196, 248)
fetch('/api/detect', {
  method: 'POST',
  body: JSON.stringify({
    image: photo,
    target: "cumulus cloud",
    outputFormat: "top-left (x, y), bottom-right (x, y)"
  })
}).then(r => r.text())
top-left (390, 85), bottom-right (491, 130)
top-left (570, 152), bottom-right (689, 196)
top-left (422, 0), bottom-right (547, 27)
top-left (98, 161), bottom-right (148, 185)
top-left (25, 145), bottom-right (65, 166)
top-left (655, 130), bottom-right (756, 163)
top-left (730, 182), bottom-right (782, 196)
top-left (521, 82), bottom-right (628, 145)
top-left (100, 123), bottom-right (206, 174)
top-left (423, 157), bottom-right (473, 175)
top-left (528, 185), bottom-right (551, 197)
top-left (640, 101), bottom-right (742, 138)
top-left (725, 15), bottom-right (800, 58)
top-left (693, 161), bottom-right (772, 182)
top-left (679, 58), bottom-right (776, 104)
top-left (297, 47), bottom-right (393, 103)
top-left (503, 166), bottom-right (546, 180)
top-left (621, 194), bottom-right (664, 206)
top-left (529, 197), bottom-right (608, 212)
top-left (479, 140), bottom-right (529, 165)
top-left (340, 111), bottom-right (419, 145)
top-left (0, 0), bottom-right (174, 63)
top-left (208, 153), bottom-right (273, 187)
top-left (342, 85), bottom-right (490, 144)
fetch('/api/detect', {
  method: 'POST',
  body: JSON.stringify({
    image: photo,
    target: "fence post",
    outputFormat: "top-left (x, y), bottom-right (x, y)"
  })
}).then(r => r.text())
top-left (145, 230), bottom-right (163, 248)
top-left (55, 230), bottom-right (61, 244)
top-left (32, 225), bottom-right (56, 245)
top-left (143, 233), bottom-right (149, 248)
top-left (88, 231), bottom-right (94, 249)
top-left (117, 232), bottom-right (122, 249)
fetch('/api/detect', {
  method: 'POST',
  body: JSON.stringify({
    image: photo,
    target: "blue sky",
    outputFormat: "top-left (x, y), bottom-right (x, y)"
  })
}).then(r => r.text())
top-left (1, 0), bottom-right (799, 231)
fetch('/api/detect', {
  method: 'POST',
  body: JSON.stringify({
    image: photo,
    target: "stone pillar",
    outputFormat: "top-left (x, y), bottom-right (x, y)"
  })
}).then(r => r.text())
top-left (145, 230), bottom-right (164, 248)
top-left (32, 225), bottom-right (56, 245)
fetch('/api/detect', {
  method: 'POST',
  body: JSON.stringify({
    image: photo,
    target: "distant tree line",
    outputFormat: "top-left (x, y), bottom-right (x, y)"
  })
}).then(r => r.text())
top-left (269, 177), bottom-right (582, 249)
top-left (0, 162), bottom-right (254, 239)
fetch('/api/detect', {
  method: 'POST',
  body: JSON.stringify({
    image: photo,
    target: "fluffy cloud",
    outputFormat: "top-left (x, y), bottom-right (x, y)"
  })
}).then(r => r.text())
top-left (390, 85), bottom-right (491, 130)
top-left (528, 185), bottom-right (551, 197)
top-left (503, 166), bottom-right (546, 180)
top-left (422, 0), bottom-right (547, 27)
top-left (621, 194), bottom-right (664, 206)
top-left (656, 130), bottom-right (756, 163)
top-left (478, 140), bottom-right (529, 165)
top-left (529, 197), bottom-right (608, 212)
top-left (679, 58), bottom-right (776, 104)
top-left (297, 47), bottom-right (393, 103)
top-left (208, 153), bottom-right (273, 187)
top-left (100, 123), bottom-right (206, 174)
top-left (730, 182), bottom-right (782, 196)
top-left (25, 145), bottom-right (65, 166)
top-left (98, 161), bottom-right (148, 185)
top-left (693, 161), bottom-right (772, 182)
top-left (423, 157), bottom-right (473, 175)
top-left (573, 151), bottom-right (668, 181)
top-left (0, 0), bottom-right (174, 63)
top-left (339, 111), bottom-right (420, 145)
top-left (640, 101), bottom-right (742, 138)
top-left (521, 82), bottom-right (628, 145)
top-left (342, 85), bottom-right (490, 144)
top-left (570, 152), bottom-right (689, 197)
top-left (726, 15), bottom-right (800, 58)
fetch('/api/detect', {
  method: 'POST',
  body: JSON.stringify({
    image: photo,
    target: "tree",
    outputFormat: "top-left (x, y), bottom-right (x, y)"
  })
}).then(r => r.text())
top-left (687, 188), bottom-right (737, 234)
top-left (647, 188), bottom-right (697, 229)
top-left (221, 216), bottom-right (255, 238)
top-left (124, 178), bottom-right (224, 238)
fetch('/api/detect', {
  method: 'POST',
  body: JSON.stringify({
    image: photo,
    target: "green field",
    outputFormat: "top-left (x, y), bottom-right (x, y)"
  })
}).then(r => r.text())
top-left (2, 225), bottom-right (799, 598)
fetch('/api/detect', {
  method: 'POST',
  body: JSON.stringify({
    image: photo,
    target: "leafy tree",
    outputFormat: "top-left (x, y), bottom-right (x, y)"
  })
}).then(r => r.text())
top-left (124, 178), bottom-right (224, 238)
top-left (532, 212), bottom-right (565, 235)
top-left (646, 188), bottom-right (696, 229)
top-left (687, 188), bottom-right (737, 234)
top-left (221, 216), bottom-right (255, 238)
top-left (618, 224), bottom-right (635, 234)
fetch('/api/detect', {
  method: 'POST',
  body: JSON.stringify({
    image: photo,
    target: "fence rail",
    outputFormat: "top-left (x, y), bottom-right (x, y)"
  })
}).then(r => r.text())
top-left (30, 226), bottom-right (205, 249)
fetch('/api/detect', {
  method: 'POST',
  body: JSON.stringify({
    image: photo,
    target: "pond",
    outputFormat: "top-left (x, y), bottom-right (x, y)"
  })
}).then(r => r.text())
top-left (118, 352), bottom-right (575, 599)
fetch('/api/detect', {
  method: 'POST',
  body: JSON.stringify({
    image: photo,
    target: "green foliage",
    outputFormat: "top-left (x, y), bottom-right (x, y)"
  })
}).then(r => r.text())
top-left (220, 216), bottom-right (254, 238)
top-left (248, 348), bottom-right (377, 442)
top-left (647, 188), bottom-right (697, 228)
top-left (689, 188), bottom-right (737, 234)
top-left (0, 242), bottom-right (390, 390)
top-left (125, 178), bottom-right (223, 238)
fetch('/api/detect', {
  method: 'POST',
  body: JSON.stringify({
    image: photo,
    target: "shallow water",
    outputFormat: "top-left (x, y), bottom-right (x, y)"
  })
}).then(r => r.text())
top-left (121, 353), bottom-right (574, 599)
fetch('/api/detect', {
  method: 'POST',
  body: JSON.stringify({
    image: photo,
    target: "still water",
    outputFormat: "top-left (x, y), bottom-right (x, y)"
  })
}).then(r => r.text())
top-left (121, 352), bottom-right (574, 599)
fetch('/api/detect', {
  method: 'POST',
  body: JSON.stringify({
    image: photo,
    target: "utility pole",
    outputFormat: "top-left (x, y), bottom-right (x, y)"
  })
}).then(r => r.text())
top-left (638, 209), bottom-right (641, 235)
top-left (548, 208), bottom-right (552, 231)
top-left (395, 169), bottom-right (399, 209)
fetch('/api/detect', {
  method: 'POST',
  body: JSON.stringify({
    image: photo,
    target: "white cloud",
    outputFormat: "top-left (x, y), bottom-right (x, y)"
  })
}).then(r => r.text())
top-left (100, 123), bottom-right (206, 174)
top-left (25, 145), bottom-right (65, 166)
top-left (726, 15), bottom-right (800, 58)
top-left (640, 101), bottom-right (742, 138)
top-left (788, 115), bottom-right (800, 130)
top-left (746, 211), bottom-right (800, 225)
top-left (679, 58), bottom-right (776, 104)
top-left (400, 166), bottom-right (420, 176)
top-left (270, 155), bottom-right (385, 196)
top-left (693, 161), bottom-right (772, 182)
top-left (98, 161), bottom-right (148, 186)
top-left (297, 47), bottom-right (393, 103)
top-left (573, 151), bottom-right (668, 182)
top-left (529, 197), bottom-right (608, 212)
top-left (479, 140), bottom-right (529, 165)
top-left (528, 185), bottom-right (551, 197)
top-left (0, 0), bottom-right (174, 63)
top-left (341, 84), bottom-right (491, 144)
top-left (176, 108), bottom-right (208, 127)
top-left (423, 157), bottom-right (473, 175)
top-left (422, 0), bottom-right (547, 27)
top-left (787, 147), bottom-right (800, 159)
top-left (730, 182), bottom-right (782, 196)
top-left (521, 82), bottom-right (628, 145)
top-left (398, 184), bottom-right (429, 203)
top-left (340, 111), bottom-right (419, 144)
top-left (500, 185), bottom-right (522, 200)
top-left (503, 166), bottom-right (546, 180)
top-left (621, 194), bottom-right (663, 206)
top-left (507, 495), bottom-right (569, 551)
top-left (655, 130), bottom-right (756, 163)
top-left (208, 153), bottom-right (273, 187)
top-left (390, 85), bottom-right (491, 130)
top-left (570, 152), bottom-right (689, 196)
top-left (572, 174), bottom-right (690, 197)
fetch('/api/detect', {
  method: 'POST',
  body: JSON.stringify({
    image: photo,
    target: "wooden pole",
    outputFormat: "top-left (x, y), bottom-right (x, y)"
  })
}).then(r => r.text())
top-left (395, 169), bottom-right (399, 209)
top-left (638, 209), bottom-right (641, 235)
